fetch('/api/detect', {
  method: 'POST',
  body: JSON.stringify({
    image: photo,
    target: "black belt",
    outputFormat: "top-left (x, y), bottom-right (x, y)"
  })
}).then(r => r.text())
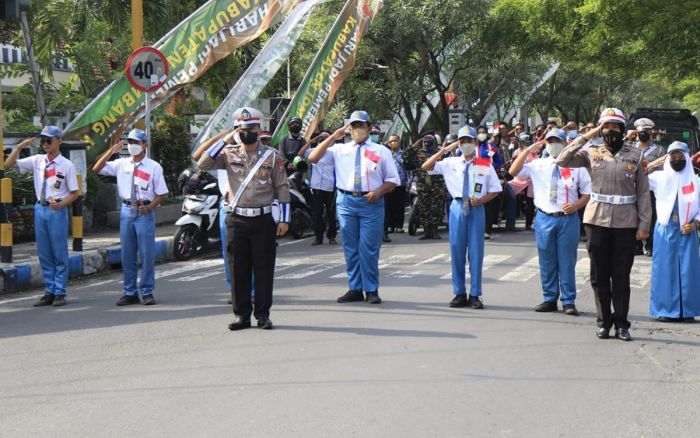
top-left (338, 188), bottom-right (369, 197)
top-left (37, 199), bottom-right (62, 206)
top-left (123, 200), bottom-right (152, 206)
top-left (537, 208), bottom-right (567, 217)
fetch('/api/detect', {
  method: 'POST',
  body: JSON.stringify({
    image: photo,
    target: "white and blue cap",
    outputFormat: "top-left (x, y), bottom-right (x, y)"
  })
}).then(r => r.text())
top-left (127, 128), bottom-right (148, 142)
top-left (39, 125), bottom-right (63, 138)
top-left (349, 110), bottom-right (371, 124)
top-left (545, 127), bottom-right (566, 142)
top-left (236, 107), bottom-right (263, 127)
top-left (458, 125), bottom-right (477, 140)
top-left (667, 141), bottom-right (689, 154)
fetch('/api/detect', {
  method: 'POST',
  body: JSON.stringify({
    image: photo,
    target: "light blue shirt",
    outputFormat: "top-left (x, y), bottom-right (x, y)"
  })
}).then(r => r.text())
top-left (305, 148), bottom-right (336, 192)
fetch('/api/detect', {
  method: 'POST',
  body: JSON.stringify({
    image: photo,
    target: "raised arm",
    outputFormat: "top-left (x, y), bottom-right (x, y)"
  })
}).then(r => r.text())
top-left (4, 137), bottom-right (35, 169)
top-left (92, 140), bottom-right (125, 173)
top-left (309, 125), bottom-right (346, 163)
top-left (556, 125), bottom-right (601, 169)
top-left (508, 140), bottom-right (545, 177)
top-left (191, 130), bottom-right (230, 161)
top-left (422, 140), bottom-right (458, 172)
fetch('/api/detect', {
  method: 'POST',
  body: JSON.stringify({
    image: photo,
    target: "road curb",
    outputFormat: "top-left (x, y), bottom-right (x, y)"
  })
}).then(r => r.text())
top-left (0, 236), bottom-right (176, 295)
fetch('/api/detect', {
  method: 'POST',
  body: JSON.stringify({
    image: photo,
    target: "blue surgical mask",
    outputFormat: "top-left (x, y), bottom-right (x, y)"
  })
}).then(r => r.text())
top-left (566, 130), bottom-right (578, 139)
top-left (370, 134), bottom-right (380, 143)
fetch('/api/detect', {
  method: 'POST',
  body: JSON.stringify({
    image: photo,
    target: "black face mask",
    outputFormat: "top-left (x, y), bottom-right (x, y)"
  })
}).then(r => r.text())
top-left (670, 159), bottom-right (687, 172)
top-left (637, 131), bottom-right (651, 142)
top-left (289, 124), bottom-right (302, 134)
top-left (422, 140), bottom-right (436, 150)
top-left (602, 129), bottom-right (624, 152)
top-left (240, 131), bottom-right (259, 145)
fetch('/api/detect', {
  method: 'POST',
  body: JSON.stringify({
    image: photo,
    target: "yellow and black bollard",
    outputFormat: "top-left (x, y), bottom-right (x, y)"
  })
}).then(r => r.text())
top-left (72, 174), bottom-right (83, 252)
top-left (0, 173), bottom-right (12, 263)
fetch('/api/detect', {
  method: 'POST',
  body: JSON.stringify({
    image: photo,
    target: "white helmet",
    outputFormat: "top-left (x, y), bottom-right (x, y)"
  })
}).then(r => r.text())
top-left (598, 108), bottom-right (626, 125)
top-left (633, 118), bottom-right (655, 131)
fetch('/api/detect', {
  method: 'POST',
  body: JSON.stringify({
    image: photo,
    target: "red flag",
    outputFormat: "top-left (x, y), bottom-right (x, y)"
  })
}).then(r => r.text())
top-left (44, 167), bottom-right (56, 178)
top-left (560, 167), bottom-right (572, 180)
top-left (134, 168), bottom-right (151, 182)
top-left (474, 157), bottom-right (491, 167)
top-left (364, 149), bottom-right (381, 164)
top-left (682, 182), bottom-right (695, 195)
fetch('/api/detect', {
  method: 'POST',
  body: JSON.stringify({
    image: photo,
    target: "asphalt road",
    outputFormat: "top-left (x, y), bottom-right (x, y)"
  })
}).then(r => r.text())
top-left (2, 229), bottom-right (699, 437)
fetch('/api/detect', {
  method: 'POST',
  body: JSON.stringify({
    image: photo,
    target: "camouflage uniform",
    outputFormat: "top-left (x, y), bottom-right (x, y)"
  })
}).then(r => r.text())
top-left (403, 144), bottom-right (446, 238)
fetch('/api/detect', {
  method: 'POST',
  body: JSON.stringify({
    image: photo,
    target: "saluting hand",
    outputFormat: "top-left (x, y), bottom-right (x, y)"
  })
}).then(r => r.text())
top-left (332, 124), bottom-right (349, 142)
top-left (18, 137), bottom-right (36, 149)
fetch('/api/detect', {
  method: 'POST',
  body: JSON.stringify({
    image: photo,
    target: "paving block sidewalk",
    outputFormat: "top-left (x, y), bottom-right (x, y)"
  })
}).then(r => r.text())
top-left (0, 224), bottom-right (182, 295)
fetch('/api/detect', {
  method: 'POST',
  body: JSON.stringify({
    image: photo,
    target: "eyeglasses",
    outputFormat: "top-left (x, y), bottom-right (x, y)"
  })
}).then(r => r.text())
top-left (40, 137), bottom-right (52, 145)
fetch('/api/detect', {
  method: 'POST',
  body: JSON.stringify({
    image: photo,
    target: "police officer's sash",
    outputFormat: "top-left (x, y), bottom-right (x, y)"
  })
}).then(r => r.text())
top-left (230, 149), bottom-right (274, 210)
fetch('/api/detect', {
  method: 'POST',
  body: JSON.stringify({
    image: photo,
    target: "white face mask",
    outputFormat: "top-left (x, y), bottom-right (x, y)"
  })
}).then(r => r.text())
top-left (477, 133), bottom-right (488, 142)
top-left (546, 142), bottom-right (565, 158)
top-left (459, 142), bottom-right (475, 157)
top-left (128, 144), bottom-right (143, 156)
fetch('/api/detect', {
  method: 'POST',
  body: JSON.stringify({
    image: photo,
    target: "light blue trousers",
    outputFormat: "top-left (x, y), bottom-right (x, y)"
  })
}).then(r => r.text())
top-left (120, 205), bottom-right (155, 296)
top-left (534, 211), bottom-right (580, 305)
top-left (448, 199), bottom-right (485, 296)
top-left (35, 204), bottom-right (69, 296)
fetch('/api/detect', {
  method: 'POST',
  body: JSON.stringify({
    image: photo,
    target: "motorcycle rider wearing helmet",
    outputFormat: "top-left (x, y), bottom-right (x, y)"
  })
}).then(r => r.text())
top-left (199, 107), bottom-right (290, 331)
top-left (627, 117), bottom-right (664, 257)
top-left (280, 117), bottom-right (307, 175)
top-left (557, 108), bottom-right (652, 342)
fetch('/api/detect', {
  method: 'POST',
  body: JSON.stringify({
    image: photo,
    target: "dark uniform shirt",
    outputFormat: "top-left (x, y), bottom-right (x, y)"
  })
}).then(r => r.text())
top-left (280, 135), bottom-right (306, 164)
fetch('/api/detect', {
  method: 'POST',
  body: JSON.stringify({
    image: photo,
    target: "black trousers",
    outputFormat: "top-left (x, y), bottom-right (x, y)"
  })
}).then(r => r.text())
top-left (311, 189), bottom-right (337, 240)
top-left (227, 212), bottom-right (276, 320)
top-left (485, 193), bottom-right (502, 233)
top-left (385, 186), bottom-right (407, 230)
top-left (636, 192), bottom-right (656, 252)
top-left (585, 225), bottom-right (637, 330)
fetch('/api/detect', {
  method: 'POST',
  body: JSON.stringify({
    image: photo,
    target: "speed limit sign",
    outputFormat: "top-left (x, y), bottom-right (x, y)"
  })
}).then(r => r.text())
top-left (125, 47), bottom-right (169, 93)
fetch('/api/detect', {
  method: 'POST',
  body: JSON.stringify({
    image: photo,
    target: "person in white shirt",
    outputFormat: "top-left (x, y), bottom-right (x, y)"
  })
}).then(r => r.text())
top-left (300, 130), bottom-right (338, 245)
top-left (422, 125), bottom-right (502, 309)
top-left (93, 129), bottom-right (169, 306)
top-left (509, 128), bottom-right (591, 315)
top-left (5, 126), bottom-right (79, 307)
top-left (309, 111), bottom-right (400, 304)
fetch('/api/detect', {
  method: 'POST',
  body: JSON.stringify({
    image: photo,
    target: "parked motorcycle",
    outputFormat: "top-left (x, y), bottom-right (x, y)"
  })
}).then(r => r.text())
top-left (173, 169), bottom-right (222, 261)
top-left (287, 158), bottom-right (314, 239)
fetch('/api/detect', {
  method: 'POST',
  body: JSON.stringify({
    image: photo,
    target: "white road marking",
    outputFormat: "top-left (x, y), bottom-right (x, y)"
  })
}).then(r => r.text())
top-left (171, 269), bottom-right (225, 282)
top-left (411, 253), bottom-right (448, 267)
top-left (575, 257), bottom-right (590, 286)
top-left (155, 259), bottom-right (223, 279)
top-left (499, 256), bottom-right (540, 282)
top-left (630, 259), bottom-right (652, 289)
top-left (330, 254), bottom-right (417, 279)
top-left (276, 263), bottom-right (344, 280)
top-left (440, 255), bottom-right (511, 280)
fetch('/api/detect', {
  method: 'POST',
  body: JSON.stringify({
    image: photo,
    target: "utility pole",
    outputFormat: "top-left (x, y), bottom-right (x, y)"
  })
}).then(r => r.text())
top-left (131, 0), bottom-right (145, 132)
top-left (19, 8), bottom-right (47, 125)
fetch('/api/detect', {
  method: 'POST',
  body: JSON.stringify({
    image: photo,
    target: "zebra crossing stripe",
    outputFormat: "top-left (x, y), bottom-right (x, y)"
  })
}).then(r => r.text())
top-left (331, 255), bottom-right (417, 279)
top-left (276, 263), bottom-right (344, 280)
top-left (499, 256), bottom-right (540, 282)
top-left (439, 255), bottom-right (511, 280)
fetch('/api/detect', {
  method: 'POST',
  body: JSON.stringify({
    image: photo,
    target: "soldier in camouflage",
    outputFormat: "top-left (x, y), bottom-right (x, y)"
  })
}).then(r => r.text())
top-left (403, 131), bottom-right (446, 239)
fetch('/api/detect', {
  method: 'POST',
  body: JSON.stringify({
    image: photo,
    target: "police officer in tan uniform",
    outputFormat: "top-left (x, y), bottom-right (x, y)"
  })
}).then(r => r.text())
top-left (198, 107), bottom-right (290, 331)
top-left (557, 108), bottom-right (651, 342)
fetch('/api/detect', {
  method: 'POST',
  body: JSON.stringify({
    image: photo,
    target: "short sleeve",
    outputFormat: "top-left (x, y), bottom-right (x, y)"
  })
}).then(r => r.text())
top-left (152, 164), bottom-right (169, 196)
top-left (487, 166), bottom-right (503, 193)
top-left (430, 159), bottom-right (446, 176)
top-left (16, 155), bottom-right (38, 173)
top-left (517, 162), bottom-right (532, 179)
top-left (65, 163), bottom-right (79, 192)
top-left (99, 159), bottom-right (120, 177)
top-left (577, 168), bottom-right (592, 195)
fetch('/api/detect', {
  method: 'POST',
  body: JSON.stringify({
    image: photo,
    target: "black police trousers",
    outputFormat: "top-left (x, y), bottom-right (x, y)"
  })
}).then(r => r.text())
top-left (585, 225), bottom-right (637, 330)
top-left (311, 189), bottom-right (337, 241)
top-left (227, 212), bottom-right (276, 320)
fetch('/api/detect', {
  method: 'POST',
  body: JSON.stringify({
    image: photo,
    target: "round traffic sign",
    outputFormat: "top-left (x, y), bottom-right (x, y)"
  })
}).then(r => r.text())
top-left (125, 47), bottom-right (169, 93)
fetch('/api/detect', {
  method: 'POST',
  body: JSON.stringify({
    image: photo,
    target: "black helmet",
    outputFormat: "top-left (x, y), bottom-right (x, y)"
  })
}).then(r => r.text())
top-left (288, 117), bottom-right (302, 134)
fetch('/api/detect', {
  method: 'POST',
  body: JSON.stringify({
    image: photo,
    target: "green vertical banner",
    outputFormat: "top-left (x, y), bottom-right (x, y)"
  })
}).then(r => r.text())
top-left (64, 0), bottom-right (298, 159)
top-left (271, 0), bottom-right (383, 146)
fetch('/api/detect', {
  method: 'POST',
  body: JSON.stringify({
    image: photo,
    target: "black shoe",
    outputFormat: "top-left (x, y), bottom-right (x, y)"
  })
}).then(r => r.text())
top-left (596, 327), bottom-right (611, 339)
top-left (228, 317), bottom-right (251, 331)
top-left (337, 290), bottom-right (364, 303)
top-left (117, 295), bottom-right (140, 306)
top-left (432, 232), bottom-right (442, 240)
top-left (257, 317), bottom-right (273, 330)
top-left (142, 294), bottom-right (156, 305)
top-left (388, 227), bottom-right (395, 234)
top-left (563, 304), bottom-right (578, 316)
top-left (311, 238), bottom-right (323, 245)
top-left (449, 295), bottom-right (469, 308)
top-left (33, 294), bottom-right (54, 307)
top-left (365, 292), bottom-right (382, 304)
top-left (484, 233), bottom-right (491, 240)
top-left (683, 317), bottom-right (696, 323)
top-left (469, 296), bottom-right (484, 309)
top-left (395, 228), bottom-right (405, 233)
top-left (328, 238), bottom-right (338, 245)
top-left (383, 234), bottom-right (392, 243)
top-left (419, 232), bottom-right (432, 240)
top-left (615, 328), bottom-right (632, 342)
top-left (657, 316), bottom-right (677, 322)
top-left (227, 299), bottom-right (232, 305)
top-left (535, 301), bottom-right (558, 312)
top-left (52, 296), bottom-right (67, 307)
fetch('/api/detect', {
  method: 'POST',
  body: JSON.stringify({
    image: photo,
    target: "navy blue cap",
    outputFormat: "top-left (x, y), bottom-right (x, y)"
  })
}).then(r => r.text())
top-left (349, 110), bottom-right (370, 124)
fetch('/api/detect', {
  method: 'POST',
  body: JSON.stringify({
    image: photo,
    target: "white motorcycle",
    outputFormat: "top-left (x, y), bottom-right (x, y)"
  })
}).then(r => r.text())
top-left (173, 170), bottom-right (222, 261)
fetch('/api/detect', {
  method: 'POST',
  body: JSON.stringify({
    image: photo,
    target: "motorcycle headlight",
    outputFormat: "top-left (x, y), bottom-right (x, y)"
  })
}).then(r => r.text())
top-left (183, 198), bottom-right (205, 214)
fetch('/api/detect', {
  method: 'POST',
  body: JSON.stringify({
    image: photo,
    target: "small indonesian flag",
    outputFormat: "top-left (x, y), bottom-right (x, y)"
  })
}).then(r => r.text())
top-left (682, 181), bottom-right (695, 202)
top-left (473, 157), bottom-right (491, 167)
top-left (560, 167), bottom-right (572, 181)
top-left (134, 168), bottom-right (151, 188)
top-left (364, 149), bottom-right (381, 164)
top-left (44, 167), bottom-right (56, 179)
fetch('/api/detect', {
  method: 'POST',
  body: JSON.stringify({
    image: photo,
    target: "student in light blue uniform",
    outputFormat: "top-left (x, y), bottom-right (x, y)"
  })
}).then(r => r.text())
top-left (309, 111), bottom-right (400, 304)
top-left (422, 126), bottom-right (502, 309)
top-left (648, 142), bottom-right (700, 322)
top-left (5, 126), bottom-right (80, 307)
top-left (509, 128), bottom-right (592, 315)
top-left (93, 129), bottom-right (169, 306)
